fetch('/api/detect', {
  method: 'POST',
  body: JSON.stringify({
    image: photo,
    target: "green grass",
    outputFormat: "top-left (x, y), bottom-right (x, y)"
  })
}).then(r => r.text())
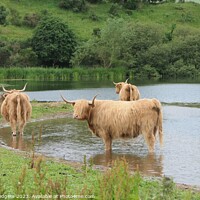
top-left (1, 0), bottom-right (200, 41)
top-left (0, 67), bottom-right (127, 81)
top-left (1, 147), bottom-right (200, 199)
top-left (30, 101), bottom-right (73, 119)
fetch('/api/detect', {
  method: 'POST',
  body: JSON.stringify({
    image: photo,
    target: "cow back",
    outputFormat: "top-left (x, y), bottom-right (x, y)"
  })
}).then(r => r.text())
top-left (88, 99), bottom-right (161, 139)
top-left (1, 92), bottom-right (32, 122)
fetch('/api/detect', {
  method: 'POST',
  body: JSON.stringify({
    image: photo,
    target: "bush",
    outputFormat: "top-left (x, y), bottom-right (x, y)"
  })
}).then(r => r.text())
top-left (89, 13), bottom-right (100, 21)
top-left (9, 47), bottom-right (38, 67)
top-left (136, 65), bottom-right (161, 79)
top-left (0, 40), bottom-right (10, 66)
top-left (9, 8), bottom-right (22, 26)
top-left (59, 0), bottom-right (88, 13)
top-left (86, 0), bottom-right (102, 3)
top-left (108, 3), bottom-right (121, 17)
top-left (31, 16), bottom-right (77, 67)
top-left (0, 5), bottom-right (8, 25)
top-left (123, 0), bottom-right (141, 10)
top-left (23, 13), bottom-right (40, 28)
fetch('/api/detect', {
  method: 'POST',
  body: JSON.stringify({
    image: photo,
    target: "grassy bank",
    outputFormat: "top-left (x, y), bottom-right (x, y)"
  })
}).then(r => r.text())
top-left (1, 1), bottom-right (200, 41)
top-left (1, 147), bottom-right (200, 199)
top-left (0, 101), bottom-right (72, 123)
top-left (31, 101), bottom-right (73, 119)
top-left (0, 67), bottom-right (128, 81)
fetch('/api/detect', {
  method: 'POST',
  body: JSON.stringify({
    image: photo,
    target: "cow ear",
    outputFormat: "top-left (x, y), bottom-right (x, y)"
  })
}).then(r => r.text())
top-left (88, 94), bottom-right (98, 108)
top-left (3, 93), bottom-right (8, 98)
top-left (88, 102), bottom-right (95, 108)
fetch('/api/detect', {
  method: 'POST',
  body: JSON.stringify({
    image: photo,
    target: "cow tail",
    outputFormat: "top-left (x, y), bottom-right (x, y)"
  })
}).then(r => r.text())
top-left (129, 84), bottom-right (133, 101)
top-left (152, 99), bottom-right (163, 147)
top-left (16, 94), bottom-right (22, 123)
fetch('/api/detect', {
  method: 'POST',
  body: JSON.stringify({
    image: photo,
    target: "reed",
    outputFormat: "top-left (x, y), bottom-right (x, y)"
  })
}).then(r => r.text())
top-left (0, 67), bottom-right (127, 81)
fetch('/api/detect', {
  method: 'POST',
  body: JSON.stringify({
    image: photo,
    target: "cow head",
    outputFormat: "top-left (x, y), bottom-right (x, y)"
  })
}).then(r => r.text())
top-left (61, 95), bottom-right (97, 120)
top-left (113, 78), bottom-right (129, 94)
top-left (1, 83), bottom-right (27, 94)
top-left (119, 84), bottom-right (132, 101)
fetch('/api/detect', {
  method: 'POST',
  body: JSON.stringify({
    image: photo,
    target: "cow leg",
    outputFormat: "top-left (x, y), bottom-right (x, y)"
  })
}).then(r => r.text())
top-left (19, 120), bottom-right (25, 135)
top-left (10, 119), bottom-right (17, 136)
top-left (102, 134), bottom-right (112, 152)
top-left (144, 131), bottom-right (155, 153)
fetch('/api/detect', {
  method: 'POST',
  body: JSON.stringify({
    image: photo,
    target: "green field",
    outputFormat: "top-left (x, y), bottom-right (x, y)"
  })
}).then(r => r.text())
top-left (1, 0), bottom-right (200, 41)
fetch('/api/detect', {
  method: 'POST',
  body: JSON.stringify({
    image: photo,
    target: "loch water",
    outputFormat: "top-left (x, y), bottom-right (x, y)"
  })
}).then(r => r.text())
top-left (0, 79), bottom-right (200, 186)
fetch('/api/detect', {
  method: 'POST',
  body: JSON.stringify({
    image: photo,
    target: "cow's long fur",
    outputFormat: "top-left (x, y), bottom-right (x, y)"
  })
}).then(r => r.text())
top-left (114, 82), bottom-right (140, 101)
top-left (1, 92), bottom-right (32, 136)
top-left (119, 83), bottom-right (140, 101)
top-left (64, 97), bottom-right (163, 152)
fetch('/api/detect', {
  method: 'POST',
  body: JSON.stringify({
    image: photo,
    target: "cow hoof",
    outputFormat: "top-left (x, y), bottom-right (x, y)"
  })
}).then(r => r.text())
top-left (12, 132), bottom-right (17, 136)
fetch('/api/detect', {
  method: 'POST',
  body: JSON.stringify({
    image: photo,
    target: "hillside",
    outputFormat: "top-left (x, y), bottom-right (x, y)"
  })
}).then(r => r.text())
top-left (1, 0), bottom-right (200, 41)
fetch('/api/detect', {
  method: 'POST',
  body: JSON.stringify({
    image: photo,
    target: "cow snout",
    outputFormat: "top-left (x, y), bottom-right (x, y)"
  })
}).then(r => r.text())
top-left (73, 114), bottom-right (79, 119)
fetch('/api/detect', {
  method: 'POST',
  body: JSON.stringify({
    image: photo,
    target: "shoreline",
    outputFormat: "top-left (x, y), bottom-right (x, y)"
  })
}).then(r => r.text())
top-left (1, 142), bottom-right (200, 193)
top-left (0, 101), bottom-right (200, 194)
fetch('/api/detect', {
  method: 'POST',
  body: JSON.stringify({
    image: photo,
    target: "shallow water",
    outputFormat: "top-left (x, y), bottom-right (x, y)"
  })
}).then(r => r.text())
top-left (0, 81), bottom-right (200, 186)
top-left (1, 105), bottom-right (200, 186)
top-left (24, 83), bottom-right (200, 104)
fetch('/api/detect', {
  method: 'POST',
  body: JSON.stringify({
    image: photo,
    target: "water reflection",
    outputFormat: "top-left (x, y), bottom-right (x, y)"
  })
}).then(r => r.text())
top-left (0, 127), bottom-right (33, 151)
top-left (92, 152), bottom-right (163, 177)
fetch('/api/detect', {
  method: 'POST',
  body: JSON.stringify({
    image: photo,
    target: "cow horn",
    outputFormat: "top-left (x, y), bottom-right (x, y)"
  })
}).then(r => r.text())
top-left (1, 85), bottom-right (11, 93)
top-left (89, 94), bottom-right (98, 107)
top-left (60, 94), bottom-right (75, 105)
top-left (125, 78), bottom-right (129, 83)
top-left (113, 81), bottom-right (117, 85)
top-left (17, 83), bottom-right (27, 92)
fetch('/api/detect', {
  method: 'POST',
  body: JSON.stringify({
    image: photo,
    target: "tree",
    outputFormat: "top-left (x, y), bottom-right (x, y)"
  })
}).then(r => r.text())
top-left (31, 16), bottom-right (77, 67)
top-left (72, 18), bottom-right (128, 68)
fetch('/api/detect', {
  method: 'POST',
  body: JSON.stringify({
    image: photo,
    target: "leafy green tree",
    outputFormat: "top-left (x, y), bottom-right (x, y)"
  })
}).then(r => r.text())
top-left (31, 16), bottom-right (77, 67)
top-left (72, 18), bottom-right (128, 68)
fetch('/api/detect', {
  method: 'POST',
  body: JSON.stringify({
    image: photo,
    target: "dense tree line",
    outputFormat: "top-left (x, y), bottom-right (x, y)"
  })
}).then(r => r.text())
top-left (72, 18), bottom-right (200, 78)
top-left (0, 2), bottom-right (200, 79)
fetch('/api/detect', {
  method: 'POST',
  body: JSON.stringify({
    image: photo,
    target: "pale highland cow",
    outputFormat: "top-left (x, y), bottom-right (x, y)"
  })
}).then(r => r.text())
top-left (113, 79), bottom-right (140, 101)
top-left (61, 95), bottom-right (163, 152)
top-left (0, 84), bottom-right (32, 136)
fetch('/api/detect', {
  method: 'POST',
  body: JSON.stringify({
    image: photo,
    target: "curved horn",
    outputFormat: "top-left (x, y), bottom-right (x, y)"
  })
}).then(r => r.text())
top-left (89, 94), bottom-right (98, 107)
top-left (113, 81), bottom-right (117, 85)
top-left (2, 85), bottom-right (11, 93)
top-left (125, 78), bottom-right (129, 83)
top-left (17, 83), bottom-right (27, 92)
top-left (60, 94), bottom-right (75, 105)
